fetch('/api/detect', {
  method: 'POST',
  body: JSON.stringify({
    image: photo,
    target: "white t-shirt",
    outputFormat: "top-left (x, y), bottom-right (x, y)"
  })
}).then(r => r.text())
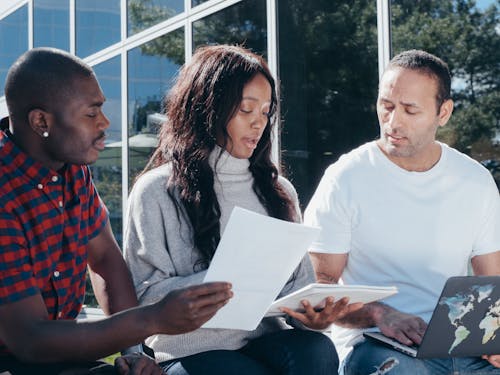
top-left (304, 141), bottom-right (500, 359)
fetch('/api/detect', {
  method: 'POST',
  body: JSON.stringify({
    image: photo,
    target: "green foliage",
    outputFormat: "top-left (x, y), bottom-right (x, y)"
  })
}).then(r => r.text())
top-left (392, 0), bottom-right (500, 156)
top-left (277, 0), bottom-right (380, 201)
top-left (129, 0), bottom-right (184, 65)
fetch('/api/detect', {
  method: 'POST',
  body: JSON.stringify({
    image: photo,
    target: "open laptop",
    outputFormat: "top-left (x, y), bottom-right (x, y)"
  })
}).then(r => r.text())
top-left (363, 275), bottom-right (500, 358)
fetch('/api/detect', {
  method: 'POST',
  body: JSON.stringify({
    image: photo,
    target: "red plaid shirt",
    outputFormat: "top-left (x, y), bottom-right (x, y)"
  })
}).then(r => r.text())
top-left (0, 130), bottom-right (108, 357)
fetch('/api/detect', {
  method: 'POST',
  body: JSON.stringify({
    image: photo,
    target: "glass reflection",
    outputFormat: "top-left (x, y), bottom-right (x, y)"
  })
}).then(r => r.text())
top-left (127, 28), bottom-right (184, 183)
top-left (34, 0), bottom-right (70, 50)
top-left (278, 0), bottom-right (379, 206)
top-left (76, 0), bottom-right (120, 57)
top-left (192, 0), bottom-right (267, 57)
top-left (0, 5), bottom-right (28, 92)
top-left (90, 56), bottom-right (122, 244)
top-left (192, 0), bottom-right (210, 6)
top-left (128, 0), bottom-right (184, 36)
top-left (391, 0), bottom-right (500, 189)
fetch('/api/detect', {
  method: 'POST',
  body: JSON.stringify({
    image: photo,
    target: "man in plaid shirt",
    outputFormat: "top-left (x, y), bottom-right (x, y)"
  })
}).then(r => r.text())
top-left (0, 48), bottom-right (232, 375)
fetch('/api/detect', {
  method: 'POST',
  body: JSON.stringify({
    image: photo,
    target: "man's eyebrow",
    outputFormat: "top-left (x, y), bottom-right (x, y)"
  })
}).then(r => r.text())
top-left (379, 97), bottom-right (419, 108)
top-left (89, 99), bottom-right (105, 108)
top-left (399, 101), bottom-right (419, 108)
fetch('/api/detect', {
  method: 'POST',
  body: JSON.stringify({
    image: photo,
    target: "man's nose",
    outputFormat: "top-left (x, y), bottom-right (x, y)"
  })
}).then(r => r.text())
top-left (387, 108), bottom-right (403, 131)
top-left (98, 112), bottom-right (110, 130)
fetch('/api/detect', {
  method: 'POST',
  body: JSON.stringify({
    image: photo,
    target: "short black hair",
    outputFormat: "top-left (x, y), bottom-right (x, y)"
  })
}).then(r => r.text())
top-left (0, 116), bottom-right (9, 130)
top-left (4, 47), bottom-right (94, 122)
top-left (387, 49), bottom-right (451, 109)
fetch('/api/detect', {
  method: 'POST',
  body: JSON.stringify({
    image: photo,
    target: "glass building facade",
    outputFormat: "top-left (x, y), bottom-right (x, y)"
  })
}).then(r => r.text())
top-left (0, 0), bottom-right (498, 248)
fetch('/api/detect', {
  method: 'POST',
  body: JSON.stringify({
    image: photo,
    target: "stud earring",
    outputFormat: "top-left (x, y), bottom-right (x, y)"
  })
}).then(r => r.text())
top-left (42, 131), bottom-right (49, 138)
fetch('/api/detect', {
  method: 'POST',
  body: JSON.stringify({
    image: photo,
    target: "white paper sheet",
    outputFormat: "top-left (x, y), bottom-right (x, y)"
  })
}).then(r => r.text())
top-left (202, 206), bottom-right (320, 330)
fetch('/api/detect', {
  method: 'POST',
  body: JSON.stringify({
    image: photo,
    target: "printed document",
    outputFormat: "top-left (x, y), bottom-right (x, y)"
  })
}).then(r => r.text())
top-left (203, 206), bottom-right (320, 330)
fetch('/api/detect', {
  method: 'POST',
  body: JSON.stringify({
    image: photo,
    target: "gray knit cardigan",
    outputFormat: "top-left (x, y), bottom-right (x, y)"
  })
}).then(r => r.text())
top-left (123, 149), bottom-right (315, 362)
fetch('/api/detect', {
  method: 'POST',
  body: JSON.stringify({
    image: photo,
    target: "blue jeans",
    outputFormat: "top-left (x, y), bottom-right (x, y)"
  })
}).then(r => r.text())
top-left (344, 340), bottom-right (500, 375)
top-left (161, 329), bottom-right (338, 375)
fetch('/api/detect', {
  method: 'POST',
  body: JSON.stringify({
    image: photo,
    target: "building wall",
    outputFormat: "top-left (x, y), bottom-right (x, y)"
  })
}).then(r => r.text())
top-left (1, 0), bottom-right (498, 247)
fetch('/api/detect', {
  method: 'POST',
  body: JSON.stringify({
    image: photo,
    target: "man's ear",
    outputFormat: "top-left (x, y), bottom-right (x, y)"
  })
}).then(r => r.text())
top-left (28, 109), bottom-right (52, 138)
top-left (437, 99), bottom-right (454, 127)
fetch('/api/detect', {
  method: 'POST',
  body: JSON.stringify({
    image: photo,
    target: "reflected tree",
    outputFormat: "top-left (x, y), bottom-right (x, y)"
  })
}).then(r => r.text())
top-left (128, 0), bottom-right (184, 64)
top-left (391, 0), bottom-right (500, 160)
top-left (192, 0), bottom-right (267, 56)
top-left (278, 0), bottom-right (379, 203)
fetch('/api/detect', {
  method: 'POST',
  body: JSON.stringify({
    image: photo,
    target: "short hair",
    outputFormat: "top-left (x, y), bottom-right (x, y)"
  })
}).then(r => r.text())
top-left (0, 116), bottom-right (9, 130)
top-left (386, 49), bottom-right (451, 109)
top-left (4, 47), bottom-right (94, 122)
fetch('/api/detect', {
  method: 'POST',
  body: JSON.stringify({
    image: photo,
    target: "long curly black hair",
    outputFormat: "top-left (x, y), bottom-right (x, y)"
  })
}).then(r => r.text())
top-left (143, 45), bottom-right (296, 269)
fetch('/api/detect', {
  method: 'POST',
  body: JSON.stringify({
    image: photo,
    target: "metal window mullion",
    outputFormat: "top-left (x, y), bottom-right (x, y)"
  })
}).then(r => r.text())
top-left (121, 50), bottom-right (129, 222)
top-left (28, 0), bottom-right (33, 48)
top-left (120, 0), bottom-right (128, 232)
top-left (267, 0), bottom-right (279, 166)
top-left (69, 0), bottom-right (75, 54)
top-left (185, 0), bottom-right (192, 62)
top-left (377, 0), bottom-right (391, 79)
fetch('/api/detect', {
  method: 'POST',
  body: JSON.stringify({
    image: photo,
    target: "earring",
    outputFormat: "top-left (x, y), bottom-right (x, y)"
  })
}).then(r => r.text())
top-left (42, 131), bottom-right (49, 138)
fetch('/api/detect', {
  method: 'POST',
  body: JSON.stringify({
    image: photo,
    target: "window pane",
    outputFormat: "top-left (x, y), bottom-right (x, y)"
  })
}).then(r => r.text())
top-left (391, 0), bottom-right (500, 190)
top-left (128, 0), bottom-right (184, 36)
top-left (127, 28), bottom-right (185, 183)
top-left (192, 0), bottom-right (267, 57)
top-left (76, 0), bottom-right (120, 57)
top-left (192, 0), bottom-right (210, 6)
top-left (90, 56), bottom-right (123, 244)
top-left (0, 5), bottom-right (28, 91)
top-left (278, 0), bottom-right (379, 206)
top-left (34, 0), bottom-right (70, 50)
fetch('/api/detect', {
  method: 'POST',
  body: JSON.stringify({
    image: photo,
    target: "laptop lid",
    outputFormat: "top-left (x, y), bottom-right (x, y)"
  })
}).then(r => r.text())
top-left (417, 275), bottom-right (499, 358)
top-left (364, 275), bottom-right (500, 359)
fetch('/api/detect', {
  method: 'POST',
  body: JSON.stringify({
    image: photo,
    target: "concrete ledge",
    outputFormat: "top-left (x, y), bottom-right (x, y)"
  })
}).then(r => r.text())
top-left (77, 306), bottom-right (105, 321)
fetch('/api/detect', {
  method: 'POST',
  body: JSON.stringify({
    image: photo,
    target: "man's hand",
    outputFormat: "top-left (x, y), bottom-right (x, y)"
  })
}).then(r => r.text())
top-left (482, 354), bottom-right (500, 368)
top-left (281, 297), bottom-right (363, 330)
top-left (154, 282), bottom-right (233, 335)
top-left (375, 308), bottom-right (427, 346)
top-left (115, 353), bottom-right (163, 375)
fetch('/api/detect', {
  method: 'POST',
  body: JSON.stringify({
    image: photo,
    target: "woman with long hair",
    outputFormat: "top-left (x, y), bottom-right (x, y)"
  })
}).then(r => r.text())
top-left (123, 44), bottom-right (356, 375)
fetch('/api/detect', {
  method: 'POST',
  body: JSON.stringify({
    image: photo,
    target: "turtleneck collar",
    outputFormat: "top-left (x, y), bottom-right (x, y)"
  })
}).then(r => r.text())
top-left (209, 144), bottom-right (251, 175)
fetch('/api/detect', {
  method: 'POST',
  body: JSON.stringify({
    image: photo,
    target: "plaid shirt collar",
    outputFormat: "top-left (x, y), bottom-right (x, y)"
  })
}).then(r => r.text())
top-left (0, 130), bottom-right (65, 186)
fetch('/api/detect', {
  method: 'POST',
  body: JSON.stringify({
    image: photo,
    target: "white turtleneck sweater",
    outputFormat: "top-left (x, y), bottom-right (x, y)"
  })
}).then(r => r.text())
top-left (123, 147), bottom-right (315, 362)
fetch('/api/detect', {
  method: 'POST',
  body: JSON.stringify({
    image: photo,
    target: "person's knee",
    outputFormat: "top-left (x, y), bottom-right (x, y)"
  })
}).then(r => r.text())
top-left (297, 331), bottom-right (339, 368)
top-left (344, 342), bottom-right (427, 375)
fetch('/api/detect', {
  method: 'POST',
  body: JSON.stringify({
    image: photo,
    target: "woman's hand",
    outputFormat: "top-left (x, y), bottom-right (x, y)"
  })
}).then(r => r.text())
top-left (115, 353), bottom-right (164, 375)
top-left (280, 297), bottom-right (363, 330)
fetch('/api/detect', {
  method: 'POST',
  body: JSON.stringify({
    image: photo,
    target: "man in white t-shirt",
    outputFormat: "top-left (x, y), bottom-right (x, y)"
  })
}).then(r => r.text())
top-left (296, 50), bottom-right (500, 374)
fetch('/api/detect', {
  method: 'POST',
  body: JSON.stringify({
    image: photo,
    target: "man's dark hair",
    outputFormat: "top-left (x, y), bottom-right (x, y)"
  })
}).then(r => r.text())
top-left (387, 49), bottom-right (451, 110)
top-left (4, 47), bottom-right (94, 123)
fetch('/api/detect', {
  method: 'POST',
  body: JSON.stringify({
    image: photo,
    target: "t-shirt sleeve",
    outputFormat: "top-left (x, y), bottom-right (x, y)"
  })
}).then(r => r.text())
top-left (472, 175), bottom-right (500, 256)
top-left (0, 210), bottom-right (38, 304)
top-left (304, 167), bottom-right (352, 254)
top-left (83, 166), bottom-right (108, 240)
top-left (277, 176), bottom-right (302, 222)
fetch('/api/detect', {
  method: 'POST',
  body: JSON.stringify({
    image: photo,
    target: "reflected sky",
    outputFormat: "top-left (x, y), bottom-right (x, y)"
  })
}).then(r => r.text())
top-left (0, 5), bottom-right (28, 92)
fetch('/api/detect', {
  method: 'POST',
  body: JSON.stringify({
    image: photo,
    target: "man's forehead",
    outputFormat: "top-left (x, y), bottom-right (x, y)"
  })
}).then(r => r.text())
top-left (379, 68), bottom-right (437, 97)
